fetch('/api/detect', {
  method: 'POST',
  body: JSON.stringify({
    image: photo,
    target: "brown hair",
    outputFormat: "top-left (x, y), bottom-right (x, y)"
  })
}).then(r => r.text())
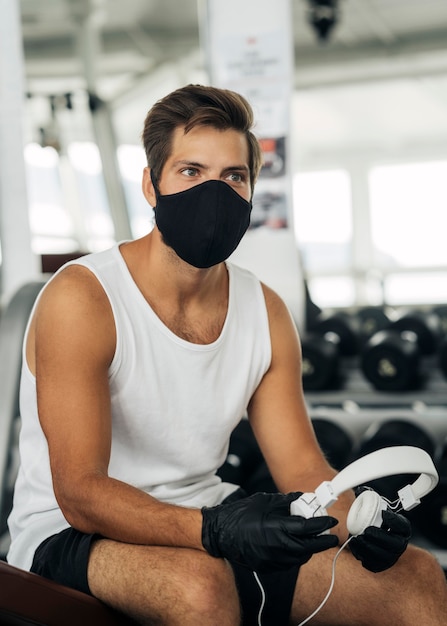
top-left (141, 84), bottom-right (263, 192)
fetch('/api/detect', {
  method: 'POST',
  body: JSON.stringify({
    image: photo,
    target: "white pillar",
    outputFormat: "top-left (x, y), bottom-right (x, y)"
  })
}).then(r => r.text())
top-left (75, 6), bottom-right (133, 242)
top-left (0, 0), bottom-right (39, 301)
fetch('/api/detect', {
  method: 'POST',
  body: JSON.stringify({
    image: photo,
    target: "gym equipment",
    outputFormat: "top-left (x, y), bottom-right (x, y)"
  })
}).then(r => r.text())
top-left (361, 329), bottom-right (421, 391)
top-left (390, 309), bottom-right (442, 356)
top-left (301, 333), bottom-right (341, 391)
top-left (290, 445), bottom-right (439, 536)
top-left (411, 438), bottom-right (447, 549)
top-left (309, 310), bottom-right (360, 357)
top-left (312, 418), bottom-right (353, 471)
top-left (0, 559), bottom-right (134, 626)
top-left (301, 309), bottom-right (364, 391)
top-left (356, 306), bottom-right (392, 342)
top-left (438, 335), bottom-right (447, 380)
top-left (356, 419), bottom-right (435, 458)
top-left (304, 280), bottom-right (322, 332)
top-left (351, 419), bottom-right (435, 502)
top-left (432, 305), bottom-right (447, 337)
top-left (217, 419), bottom-right (265, 488)
top-left (302, 307), bottom-right (391, 391)
top-left (217, 420), bottom-right (277, 494)
top-left (361, 309), bottom-right (442, 391)
top-left (0, 281), bottom-right (46, 555)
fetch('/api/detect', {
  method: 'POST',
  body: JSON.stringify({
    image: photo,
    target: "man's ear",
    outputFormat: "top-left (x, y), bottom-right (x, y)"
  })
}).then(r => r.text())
top-left (142, 167), bottom-right (157, 207)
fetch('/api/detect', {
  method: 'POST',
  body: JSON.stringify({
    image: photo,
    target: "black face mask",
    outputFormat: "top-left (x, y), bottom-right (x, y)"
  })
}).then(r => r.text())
top-left (152, 175), bottom-right (252, 268)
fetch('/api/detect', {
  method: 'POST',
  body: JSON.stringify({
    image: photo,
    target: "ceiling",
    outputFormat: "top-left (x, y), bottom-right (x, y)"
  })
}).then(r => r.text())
top-left (18, 0), bottom-right (447, 163)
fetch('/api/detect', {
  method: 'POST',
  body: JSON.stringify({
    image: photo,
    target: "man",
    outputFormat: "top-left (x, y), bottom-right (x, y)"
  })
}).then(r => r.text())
top-left (7, 85), bottom-right (447, 625)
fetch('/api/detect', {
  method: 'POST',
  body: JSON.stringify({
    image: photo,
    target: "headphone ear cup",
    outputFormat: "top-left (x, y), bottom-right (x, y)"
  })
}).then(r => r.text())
top-left (347, 490), bottom-right (386, 536)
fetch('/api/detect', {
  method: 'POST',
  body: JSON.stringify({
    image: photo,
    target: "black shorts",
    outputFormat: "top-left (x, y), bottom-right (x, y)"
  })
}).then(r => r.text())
top-left (30, 498), bottom-right (299, 626)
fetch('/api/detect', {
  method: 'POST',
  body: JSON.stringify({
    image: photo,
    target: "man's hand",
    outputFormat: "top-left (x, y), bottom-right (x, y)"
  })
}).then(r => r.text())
top-left (349, 509), bottom-right (412, 573)
top-left (202, 491), bottom-right (339, 572)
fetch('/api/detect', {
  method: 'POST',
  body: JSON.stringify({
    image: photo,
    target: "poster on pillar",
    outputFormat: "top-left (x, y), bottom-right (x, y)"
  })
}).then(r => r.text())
top-left (206, 0), bottom-right (292, 228)
top-left (205, 0), bottom-right (306, 328)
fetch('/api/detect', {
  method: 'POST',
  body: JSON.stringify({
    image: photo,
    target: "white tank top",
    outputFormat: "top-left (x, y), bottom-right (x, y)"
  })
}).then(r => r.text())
top-left (7, 243), bottom-right (271, 570)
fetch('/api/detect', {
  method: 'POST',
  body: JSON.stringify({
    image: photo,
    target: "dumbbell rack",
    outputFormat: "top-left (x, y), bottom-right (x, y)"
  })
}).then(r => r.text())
top-left (305, 360), bottom-right (447, 569)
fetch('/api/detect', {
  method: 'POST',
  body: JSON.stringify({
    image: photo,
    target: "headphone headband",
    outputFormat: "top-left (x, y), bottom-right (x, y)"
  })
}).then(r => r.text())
top-left (315, 446), bottom-right (439, 511)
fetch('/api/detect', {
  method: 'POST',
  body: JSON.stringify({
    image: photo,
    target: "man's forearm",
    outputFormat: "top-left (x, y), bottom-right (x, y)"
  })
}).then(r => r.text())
top-left (55, 472), bottom-right (204, 550)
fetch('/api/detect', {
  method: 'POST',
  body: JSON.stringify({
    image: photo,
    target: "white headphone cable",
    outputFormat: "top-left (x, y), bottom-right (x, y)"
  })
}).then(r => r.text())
top-left (252, 536), bottom-right (354, 626)
top-left (296, 536), bottom-right (354, 626)
top-left (253, 571), bottom-right (266, 626)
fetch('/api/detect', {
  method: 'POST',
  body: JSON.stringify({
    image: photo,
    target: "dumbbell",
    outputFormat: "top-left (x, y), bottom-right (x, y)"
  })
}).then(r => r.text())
top-left (361, 309), bottom-right (442, 391)
top-left (312, 418), bottom-right (353, 471)
top-left (428, 305), bottom-right (447, 380)
top-left (301, 333), bottom-right (341, 391)
top-left (352, 419), bottom-right (435, 503)
top-left (301, 310), bottom-right (364, 391)
top-left (411, 438), bottom-right (447, 548)
top-left (217, 419), bottom-right (264, 487)
top-left (431, 305), bottom-right (447, 338)
top-left (439, 337), bottom-right (447, 380)
top-left (217, 420), bottom-right (278, 494)
top-left (309, 310), bottom-right (361, 357)
top-left (356, 306), bottom-right (392, 343)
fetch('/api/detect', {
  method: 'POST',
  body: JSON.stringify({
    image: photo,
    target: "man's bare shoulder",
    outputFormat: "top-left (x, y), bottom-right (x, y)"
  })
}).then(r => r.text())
top-left (32, 263), bottom-right (116, 368)
top-left (38, 263), bottom-right (109, 316)
top-left (260, 282), bottom-right (296, 326)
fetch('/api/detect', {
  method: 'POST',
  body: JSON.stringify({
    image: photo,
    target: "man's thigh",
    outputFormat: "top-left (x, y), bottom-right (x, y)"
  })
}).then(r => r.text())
top-left (88, 539), bottom-right (241, 624)
top-left (290, 543), bottom-right (444, 626)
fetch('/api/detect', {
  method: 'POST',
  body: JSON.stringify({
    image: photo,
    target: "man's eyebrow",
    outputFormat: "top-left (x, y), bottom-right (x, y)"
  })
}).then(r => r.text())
top-left (222, 164), bottom-right (250, 173)
top-left (172, 161), bottom-right (249, 173)
top-left (172, 160), bottom-right (205, 169)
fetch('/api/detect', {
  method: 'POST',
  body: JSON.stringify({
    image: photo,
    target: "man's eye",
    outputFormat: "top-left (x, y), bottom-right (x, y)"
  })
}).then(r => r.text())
top-left (182, 168), bottom-right (198, 177)
top-left (228, 172), bottom-right (243, 183)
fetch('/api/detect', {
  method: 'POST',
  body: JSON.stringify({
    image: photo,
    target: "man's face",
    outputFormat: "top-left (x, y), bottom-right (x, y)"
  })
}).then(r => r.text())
top-left (157, 125), bottom-right (252, 202)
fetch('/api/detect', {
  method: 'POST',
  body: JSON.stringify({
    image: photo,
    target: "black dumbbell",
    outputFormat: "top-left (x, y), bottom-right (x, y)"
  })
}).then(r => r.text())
top-left (391, 309), bottom-right (442, 355)
top-left (431, 305), bottom-right (447, 338)
top-left (301, 310), bottom-right (364, 391)
top-left (412, 438), bottom-right (447, 549)
top-left (356, 306), bottom-right (392, 343)
top-left (361, 309), bottom-right (442, 391)
top-left (301, 333), bottom-right (341, 391)
top-left (217, 420), bottom-right (278, 494)
top-left (312, 418), bottom-right (353, 470)
top-left (217, 419), bottom-right (264, 487)
top-left (352, 419), bottom-right (435, 503)
top-left (429, 305), bottom-right (447, 380)
top-left (309, 310), bottom-right (361, 357)
top-left (439, 336), bottom-right (447, 380)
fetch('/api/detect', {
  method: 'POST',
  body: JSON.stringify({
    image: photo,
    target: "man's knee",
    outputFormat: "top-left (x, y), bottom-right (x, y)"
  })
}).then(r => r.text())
top-left (400, 545), bottom-right (445, 591)
top-left (374, 545), bottom-right (445, 613)
top-left (89, 541), bottom-right (241, 625)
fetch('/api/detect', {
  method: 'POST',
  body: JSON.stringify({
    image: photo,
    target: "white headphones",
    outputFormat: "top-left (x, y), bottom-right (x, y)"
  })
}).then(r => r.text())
top-left (290, 445), bottom-right (439, 535)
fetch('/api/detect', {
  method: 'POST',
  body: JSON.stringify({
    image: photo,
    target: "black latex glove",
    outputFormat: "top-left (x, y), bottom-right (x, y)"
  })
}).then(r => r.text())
top-left (202, 491), bottom-right (339, 572)
top-left (349, 509), bottom-right (412, 573)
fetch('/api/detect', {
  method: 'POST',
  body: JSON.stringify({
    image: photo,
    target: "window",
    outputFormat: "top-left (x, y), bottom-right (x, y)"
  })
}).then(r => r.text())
top-left (117, 144), bottom-right (153, 238)
top-left (369, 161), bottom-right (447, 268)
top-left (24, 143), bottom-right (78, 254)
top-left (67, 142), bottom-right (115, 251)
top-left (293, 169), bottom-right (354, 307)
top-left (369, 161), bottom-right (447, 305)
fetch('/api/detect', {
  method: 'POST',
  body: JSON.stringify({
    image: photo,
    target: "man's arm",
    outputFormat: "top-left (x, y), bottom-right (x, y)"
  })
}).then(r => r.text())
top-left (247, 284), bottom-right (354, 541)
top-left (32, 264), bottom-right (204, 550)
